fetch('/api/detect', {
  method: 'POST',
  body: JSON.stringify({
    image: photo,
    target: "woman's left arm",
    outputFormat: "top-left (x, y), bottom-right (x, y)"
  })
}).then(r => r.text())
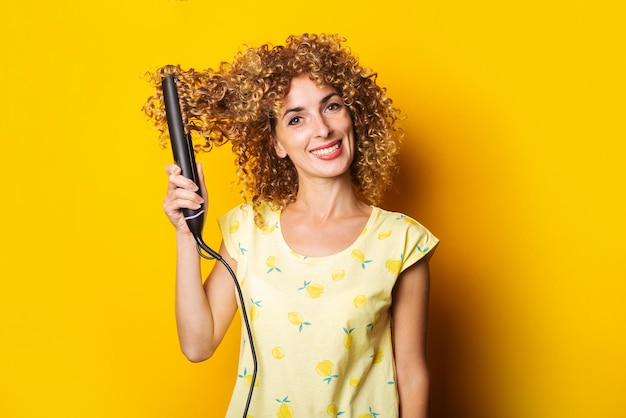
top-left (392, 254), bottom-right (433, 418)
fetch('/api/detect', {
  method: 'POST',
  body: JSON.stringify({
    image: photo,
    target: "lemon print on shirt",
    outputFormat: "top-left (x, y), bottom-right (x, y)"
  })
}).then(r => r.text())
top-left (378, 230), bottom-right (392, 240)
top-left (272, 346), bottom-right (285, 359)
top-left (275, 396), bottom-right (293, 418)
top-left (397, 213), bottom-right (418, 225)
top-left (262, 221), bottom-right (278, 235)
top-left (288, 311), bottom-right (311, 332)
top-left (370, 348), bottom-right (384, 364)
top-left (249, 306), bottom-right (260, 321)
top-left (331, 269), bottom-right (345, 281)
top-left (367, 312), bottom-right (380, 331)
top-left (353, 295), bottom-right (367, 308)
top-left (238, 367), bottom-right (258, 387)
top-left (290, 250), bottom-right (308, 260)
top-left (352, 249), bottom-right (372, 269)
top-left (249, 299), bottom-right (262, 321)
top-left (385, 258), bottom-right (403, 275)
top-left (358, 407), bottom-right (380, 418)
top-left (229, 221), bottom-right (240, 233)
top-left (298, 280), bottom-right (324, 298)
top-left (349, 375), bottom-right (361, 388)
top-left (327, 404), bottom-right (345, 417)
top-left (316, 360), bottom-right (338, 384)
top-left (266, 256), bottom-right (281, 273)
top-left (343, 327), bottom-right (355, 349)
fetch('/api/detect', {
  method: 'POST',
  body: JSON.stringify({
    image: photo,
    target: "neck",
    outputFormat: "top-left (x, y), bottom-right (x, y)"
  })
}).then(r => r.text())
top-left (286, 173), bottom-right (368, 221)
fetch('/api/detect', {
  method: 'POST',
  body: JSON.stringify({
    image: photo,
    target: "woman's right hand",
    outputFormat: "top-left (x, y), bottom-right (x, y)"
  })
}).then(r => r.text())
top-left (163, 163), bottom-right (207, 233)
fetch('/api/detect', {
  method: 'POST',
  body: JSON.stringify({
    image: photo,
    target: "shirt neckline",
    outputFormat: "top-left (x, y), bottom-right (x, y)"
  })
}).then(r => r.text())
top-left (276, 205), bottom-right (380, 261)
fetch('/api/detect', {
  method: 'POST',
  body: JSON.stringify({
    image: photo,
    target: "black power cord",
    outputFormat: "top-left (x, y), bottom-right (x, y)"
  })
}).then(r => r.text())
top-left (195, 235), bottom-right (257, 417)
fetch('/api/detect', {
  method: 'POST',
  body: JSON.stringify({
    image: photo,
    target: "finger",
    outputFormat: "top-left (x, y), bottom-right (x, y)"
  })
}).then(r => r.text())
top-left (167, 171), bottom-right (200, 192)
top-left (165, 163), bottom-right (199, 190)
top-left (164, 196), bottom-right (203, 212)
top-left (166, 187), bottom-right (204, 205)
top-left (164, 190), bottom-right (204, 214)
top-left (165, 163), bottom-right (181, 175)
top-left (165, 164), bottom-right (184, 193)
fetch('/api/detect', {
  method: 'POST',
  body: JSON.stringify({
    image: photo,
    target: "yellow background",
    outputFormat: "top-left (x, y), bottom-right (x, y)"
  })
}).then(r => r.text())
top-left (1, 0), bottom-right (624, 417)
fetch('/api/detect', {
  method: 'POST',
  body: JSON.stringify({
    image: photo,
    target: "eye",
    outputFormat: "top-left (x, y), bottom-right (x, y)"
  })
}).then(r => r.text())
top-left (288, 116), bottom-right (302, 126)
top-left (325, 102), bottom-right (342, 112)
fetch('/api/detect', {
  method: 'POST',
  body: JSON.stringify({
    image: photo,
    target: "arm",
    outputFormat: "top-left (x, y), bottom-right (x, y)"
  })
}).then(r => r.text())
top-left (164, 163), bottom-right (238, 362)
top-left (392, 254), bottom-right (433, 418)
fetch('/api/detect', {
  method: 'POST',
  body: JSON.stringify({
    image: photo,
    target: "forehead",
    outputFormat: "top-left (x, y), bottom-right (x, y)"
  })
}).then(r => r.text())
top-left (281, 75), bottom-right (339, 106)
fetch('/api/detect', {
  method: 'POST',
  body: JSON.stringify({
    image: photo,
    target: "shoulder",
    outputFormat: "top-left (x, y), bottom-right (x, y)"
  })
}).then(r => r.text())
top-left (370, 206), bottom-right (440, 267)
top-left (373, 207), bottom-right (435, 236)
top-left (218, 202), bottom-right (280, 261)
top-left (218, 202), bottom-right (280, 235)
top-left (218, 203), bottom-right (249, 233)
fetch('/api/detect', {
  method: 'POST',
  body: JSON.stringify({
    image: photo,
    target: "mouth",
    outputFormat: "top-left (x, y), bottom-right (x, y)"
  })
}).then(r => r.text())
top-left (310, 140), bottom-right (342, 157)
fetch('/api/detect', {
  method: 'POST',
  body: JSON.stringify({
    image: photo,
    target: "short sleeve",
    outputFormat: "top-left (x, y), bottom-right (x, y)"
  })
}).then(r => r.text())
top-left (217, 205), bottom-right (245, 262)
top-left (400, 215), bottom-right (439, 273)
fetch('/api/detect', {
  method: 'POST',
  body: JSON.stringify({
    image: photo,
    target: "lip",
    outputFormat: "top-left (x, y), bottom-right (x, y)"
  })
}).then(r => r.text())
top-left (309, 140), bottom-right (343, 160)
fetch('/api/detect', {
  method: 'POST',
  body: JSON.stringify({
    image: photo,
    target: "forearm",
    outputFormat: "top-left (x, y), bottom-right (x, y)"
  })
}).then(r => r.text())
top-left (397, 366), bottom-right (429, 418)
top-left (393, 258), bottom-right (432, 418)
top-left (174, 230), bottom-right (216, 362)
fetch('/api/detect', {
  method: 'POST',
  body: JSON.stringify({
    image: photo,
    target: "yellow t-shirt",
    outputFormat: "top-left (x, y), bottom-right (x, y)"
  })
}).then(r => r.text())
top-left (218, 203), bottom-right (438, 417)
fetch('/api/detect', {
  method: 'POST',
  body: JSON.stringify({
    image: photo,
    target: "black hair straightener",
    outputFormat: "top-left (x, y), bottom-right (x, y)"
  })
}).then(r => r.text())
top-left (161, 73), bottom-right (257, 417)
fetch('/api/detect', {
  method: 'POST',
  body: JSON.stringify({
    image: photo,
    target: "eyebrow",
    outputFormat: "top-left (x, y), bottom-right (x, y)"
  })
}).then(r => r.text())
top-left (281, 93), bottom-right (340, 121)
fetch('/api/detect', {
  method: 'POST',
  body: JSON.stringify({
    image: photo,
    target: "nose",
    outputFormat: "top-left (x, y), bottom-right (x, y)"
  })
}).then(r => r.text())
top-left (313, 113), bottom-right (331, 138)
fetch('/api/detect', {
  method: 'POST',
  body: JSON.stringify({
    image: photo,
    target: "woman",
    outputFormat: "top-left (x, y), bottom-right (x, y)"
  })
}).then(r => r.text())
top-left (144, 33), bottom-right (438, 417)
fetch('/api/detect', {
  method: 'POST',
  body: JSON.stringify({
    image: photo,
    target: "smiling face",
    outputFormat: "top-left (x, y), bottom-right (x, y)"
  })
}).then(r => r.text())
top-left (272, 74), bottom-right (355, 183)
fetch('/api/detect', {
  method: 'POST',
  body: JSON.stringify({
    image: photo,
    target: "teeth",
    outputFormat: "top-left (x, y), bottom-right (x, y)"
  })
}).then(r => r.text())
top-left (311, 142), bottom-right (340, 156)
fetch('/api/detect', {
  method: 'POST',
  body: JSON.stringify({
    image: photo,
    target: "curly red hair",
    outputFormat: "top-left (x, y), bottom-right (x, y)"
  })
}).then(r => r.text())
top-left (143, 33), bottom-right (403, 220)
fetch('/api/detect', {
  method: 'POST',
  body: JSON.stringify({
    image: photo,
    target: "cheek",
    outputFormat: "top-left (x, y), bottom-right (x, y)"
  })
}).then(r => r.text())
top-left (341, 112), bottom-right (355, 136)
